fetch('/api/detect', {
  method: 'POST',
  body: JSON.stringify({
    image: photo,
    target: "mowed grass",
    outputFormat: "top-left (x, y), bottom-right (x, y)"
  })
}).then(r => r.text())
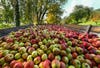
top-left (79, 20), bottom-right (100, 26)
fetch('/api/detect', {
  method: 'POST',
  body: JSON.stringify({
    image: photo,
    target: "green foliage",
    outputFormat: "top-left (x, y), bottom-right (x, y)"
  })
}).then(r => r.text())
top-left (0, 23), bottom-right (14, 29)
top-left (64, 5), bottom-right (93, 24)
top-left (0, 0), bottom-right (67, 27)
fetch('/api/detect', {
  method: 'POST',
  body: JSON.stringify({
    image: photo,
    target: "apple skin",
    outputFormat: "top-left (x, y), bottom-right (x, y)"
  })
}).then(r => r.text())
top-left (37, 49), bottom-right (44, 56)
top-left (11, 44), bottom-right (19, 50)
top-left (85, 54), bottom-right (92, 60)
top-left (72, 52), bottom-right (78, 59)
top-left (98, 64), bottom-right (100, 68)
top-left (60, 50), bottom-right (67, 56)
top-left (24, 42), bottom-right (31, 46)
top-left (68, 65), bottom-right (75, 68)
top-left (51, 59), bottom-right (60, 68)
top-left (32, 44), bottom-right (38, 49)
top-left (28, 47), bottom-right (35, 54)
top-left (60, 61), bottom-right (66, 68)
top-left (22, 53), bottom-right (28, 60)
top-left (34, 65), bottom-right (39, 68)
top-left (41, 54), bottom-right (48, 61)
top-left (48, 53), bottom-right (55, 61)
top-left (15, 53), bottom-right (21, 60)
top-left (67, 41), bottom-right (72, 46)
top-left (95, 41), bottom-right (100, 47)
top-left (52, 48), bottom-right (60, 55)
top-left (43, 59), bottom-right (51, 68)
top-left (67, 53), bottom-right (72, 60)
top-left (34, 56), bottom-right (41, 65)
top-left (27, 55), bottom-right (33, 61)
top-left (62, 56), bottom-right (69, 64)
top-left (77, 55), bottom-right (84, 62)
top-left (39, 62), bottom-right (44, 68)
top-left (0, 57), bottom-right (5, 65)
top-left (19, 42), bottom-right (24, 47)
top-left (13, 62), bottom-right (23, 68)
top-left (18, 47), bottom-right (26, 54)
top-left (10, 50), bottom-right (18, 55)
top-left (32, 51), bottom-right (38, 58)
top-left (82, 63), bottom-right (90, 68)
top-left (24, 61), bottom-right (34, 68)
top-left (4, 54), bottom-right (14, 62)
top-left (72, 59), bottom-right (81, 68)
top-left (10, 60), bottom-right (18, 68)
top-left (94, 55), bottom-right (100, 64)
top-left (76, 47), bottom-right (83, 54)
top-left (66, 48), bottom-right (71, 53)
top-left (0, 51), bottom-right (3, 58)
top-left (40, 45), bottom-right (47, 51)
top-left (3, 50), bottom-right (10, 56)
top-left (6, 38), bottom-right (14, 43)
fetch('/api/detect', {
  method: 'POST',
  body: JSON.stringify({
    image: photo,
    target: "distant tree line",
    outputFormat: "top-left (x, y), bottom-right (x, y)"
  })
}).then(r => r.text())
top-left (0, 0), bottom-right (67, 26)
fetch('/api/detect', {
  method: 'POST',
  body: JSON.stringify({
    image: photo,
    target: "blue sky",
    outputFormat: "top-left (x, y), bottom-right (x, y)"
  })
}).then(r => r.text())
top-left (62, 0), bottom-right (100, 17)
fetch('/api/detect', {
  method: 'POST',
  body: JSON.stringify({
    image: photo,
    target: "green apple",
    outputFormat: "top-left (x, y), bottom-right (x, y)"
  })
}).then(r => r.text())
top-left (55, 55), bottom-right (61, 61)
top-left (66, 48), bottom-right (71, 53)
top-left (19, 42), bottom-right (24, 47)
top-left (73, 59), bottom-right (81, 68)
top-left (34, 65), bottom-right (39, 68)
top-left (0, 57), bottom-right (5, 65)
top-left (27, 55), bottom-right (33, 61)
top-left (67, 53), bottom-right (72, 60)
top-left (32, 51), bottom-right (38, 58)
top-left (18, 47), bottom-right (26, 54)
top-left (41, 54), bottom-right (48, 61)
top-left (15, 53), bottom-right (21, 60)
top-left (68, 65), bottom-right (75, 68)
top-left (82, 63), bottom-right (90, 68)
top-left (52, 48), bottom-right (60, 55)
top-left (25, 42), bottom-right (31, 46)
top-left (77, 55), bottom-right (84, 62)
top-left (10, 50), bottom-right (18, 55)
top-left (38, 42), bottom-right (43, 45)
top-left (42, 39), bottom-right (47, 44)
top-left (67, 41), bottom-right (72, 46)
top-left (22, 53), bottom-right (28, 60)
top-left (62, 56), bottom-right (69, 64)
top-left (76, 47), bottom-right (83, 54)
top-left (65, 38), bottom-right (69, 42)
top-left (32, 44), bottom-right (38, 49)
top-left (4, 54), bottom-right (14, 61)
top-left (40, 45), bottom-right (47, 51)
top-left (3, 50), bottom-right (10, 56)
top-left (11, 44), bottom-right (19, 50)
top-left (37, 49), bottom-right (44, 56)
top-left (60, 50), bottom-right (67, 56)
top-left (46, 50), bottom-right (51, 55)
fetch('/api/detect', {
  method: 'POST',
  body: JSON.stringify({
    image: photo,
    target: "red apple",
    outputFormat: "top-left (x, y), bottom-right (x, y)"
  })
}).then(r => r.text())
top-left (43, 59), bottom-right (51, 68)
top-left (24, 61), bottom-right (34, 68)
top-left (72, 52), bottom-right (78, 59)
top-left (13, 62), bottom-right (23, 68)
top-left (10, 60), bottom-right (18, 68)
top-left (60, 61), bottom-right (66, 68)
top-left (48, 53), bottom-right (55, 61)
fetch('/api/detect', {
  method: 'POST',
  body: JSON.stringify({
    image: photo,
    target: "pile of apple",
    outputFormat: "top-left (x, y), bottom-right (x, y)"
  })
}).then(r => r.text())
top-left (0, 24), bottom-right (100, 68)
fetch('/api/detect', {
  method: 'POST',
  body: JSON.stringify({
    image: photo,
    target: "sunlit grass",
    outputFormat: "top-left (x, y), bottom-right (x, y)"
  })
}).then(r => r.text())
top-left (79, 21), bottom-right (100, 26)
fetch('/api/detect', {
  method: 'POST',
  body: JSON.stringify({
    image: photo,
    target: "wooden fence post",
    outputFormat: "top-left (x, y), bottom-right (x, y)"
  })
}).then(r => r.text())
top-left (85, 25), bottom-right (92, 34)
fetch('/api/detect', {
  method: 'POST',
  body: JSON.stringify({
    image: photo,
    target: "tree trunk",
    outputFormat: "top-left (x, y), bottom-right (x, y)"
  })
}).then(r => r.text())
top-left (15, 0), bottom-right (20, 26)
